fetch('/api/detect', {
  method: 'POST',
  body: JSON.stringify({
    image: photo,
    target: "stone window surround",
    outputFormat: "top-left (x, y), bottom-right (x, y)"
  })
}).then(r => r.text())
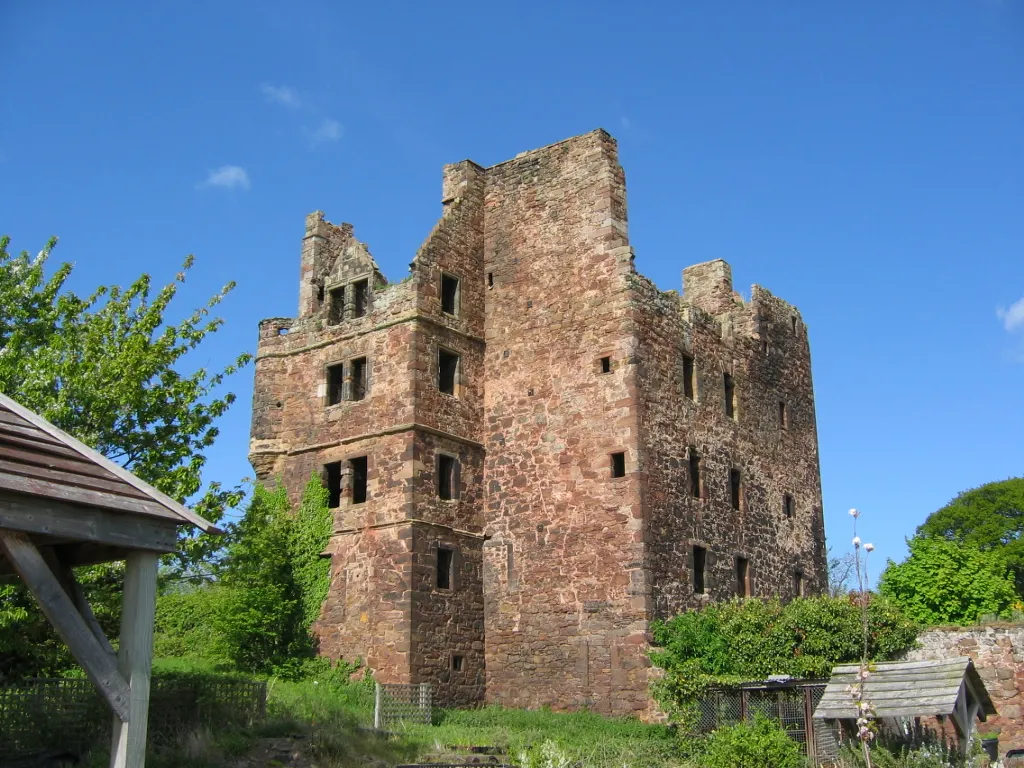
top-left (322, 355), bottom-right (371, 407)
top-left (324, 273), bottom-right (374, 324)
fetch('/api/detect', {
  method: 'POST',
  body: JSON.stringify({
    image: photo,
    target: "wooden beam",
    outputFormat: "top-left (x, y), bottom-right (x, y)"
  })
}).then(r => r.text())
top-left (0, 531), bottom-right (129, 721)
top-left (0, 493), bottom-right (178, 552)
top-left (110, 551), bottom-right (159, 768)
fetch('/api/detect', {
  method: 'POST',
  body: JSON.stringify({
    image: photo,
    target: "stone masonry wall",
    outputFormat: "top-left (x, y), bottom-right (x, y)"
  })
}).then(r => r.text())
top-left (906, 626), bottom-right (1024, 755)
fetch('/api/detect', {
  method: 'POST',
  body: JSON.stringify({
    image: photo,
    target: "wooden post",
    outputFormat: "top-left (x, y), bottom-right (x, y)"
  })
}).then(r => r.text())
top-left (374, 682), bottom-right (382, 729)
top-left (110, 550), bottom-right (159, 768)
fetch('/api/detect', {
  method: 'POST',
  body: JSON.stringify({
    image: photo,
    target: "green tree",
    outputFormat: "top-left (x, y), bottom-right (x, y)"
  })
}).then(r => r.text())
top-left (878, 536), bottom-right (1018, 626)
top-left (915, 478), bottom-right (1024, 595)
top-left (0, 236), bottom-right (251, 575)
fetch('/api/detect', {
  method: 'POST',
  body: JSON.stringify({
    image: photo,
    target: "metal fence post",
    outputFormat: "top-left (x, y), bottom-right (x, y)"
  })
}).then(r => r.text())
top-left (373, 682), bottom-right (382, 730)
top-left (418, 683), bottom-right (430, 723)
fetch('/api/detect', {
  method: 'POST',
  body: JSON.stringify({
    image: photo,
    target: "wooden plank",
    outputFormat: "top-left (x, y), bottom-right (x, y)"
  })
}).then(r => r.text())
top-left (110, 550), bottom-right (159, 768)
top-left (0, 420), bottom-right (67, 446)
top-left (0, 474), bottom-right (181, 520)
top-left (0, 531), bottom-right (130, 721)
top-left (0, 457), bottom-right (151, 499)
top-left (0, 494), bottom-right (178, 552)
top-left (0, 442), bottom-right (131, 482)
top-left (0, 429), bottom-right (86, 461)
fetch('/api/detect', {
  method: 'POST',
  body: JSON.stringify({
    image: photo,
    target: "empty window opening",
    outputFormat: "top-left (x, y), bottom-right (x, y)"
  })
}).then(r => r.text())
top-left (351, 357), bottom-right (367, 401)
top-left (779, 401), bottom-right (788, 429)
top-left (729, 468), bottom-right (742, 511)
top-left (688, 451), bottom-right (702, 499)
top-left (723, 372), bottom-right (736, 419)
top-left (693, 545), bottom-right (707, 595)
top-left (438, 454), bottom-right (458, 500)
top-left (441, 273), bottom-right (460, 315)
top-left (793, 570), bottom-right (805, 598)
top-left (783, 493), bottom-right (795, 520)
top-left (451, 655), bottom-right (464, 671)
top-left (682, 354), bottom-right (695, 400)
top-left (487, 272), bottom-right (494, 288)
top-left (600, 356), bottom-right (612, 374)
top-left (328, 286), bottom-right (345, 325)
top-left (350, 456), bottom-right (368, 505)
top-left (327, 364), bottom-right (344, 406)
top-left (611, 452), bottom-right (626, 478)
top-left (353, 279), bottom-right (369, 318)
top-left (438, 348), bottom-right (460, 395)
top-left (437, 548), bottom-right (454, 590)
top-left (316, 283), bottom-right (325, 305)
top-left (762, 339), bottom-right (768, 354)
top-left (324, 462), bottom-right (342, 508)
top-left (736, 557), bottom-right (751, 597)
top-left (791, 316), bottom-right (798, 333)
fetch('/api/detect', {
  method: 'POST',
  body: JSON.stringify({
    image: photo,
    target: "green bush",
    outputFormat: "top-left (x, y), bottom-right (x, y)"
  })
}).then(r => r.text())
top-left (649, 596), bottom-right (918, 723)
top-left (699, 716), bottom-right (805, 768)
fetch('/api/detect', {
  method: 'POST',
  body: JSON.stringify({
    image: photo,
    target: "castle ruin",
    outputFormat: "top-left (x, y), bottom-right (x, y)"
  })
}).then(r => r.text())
top-left (249, 129), bottom-right (827, 716)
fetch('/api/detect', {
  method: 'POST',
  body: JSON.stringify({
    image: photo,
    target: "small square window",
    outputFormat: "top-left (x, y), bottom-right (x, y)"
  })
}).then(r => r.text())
top-left (611, 452), bottom-right (626, 478)
top-left (600, 356), bottom-right (611, 374)
top-left (783, 493), bottom-right (795, 519)
top-left (353, 279), bottom-right (369, 318)
top-left (451, 654), bottom-right (465, 671)
top-left (324, 462), bottom-right (342, 508)
top-left (441, 273), bottom-right (460, 315)
top-left (351, 357), bottom-right (367, 401)
top-left (350, 456), bottom-right (368, 505)
top-left (438, 454), bottom-right (459, 500)
top-left (729, 469), bottom-right (742, 511)
top-left (437, 548), bottom-right (454, 590)
top-left (779, 401), bottom-right (788, 429)
top-left (438, 348), bottom-right (459, 395)
top-left (327, 364), bottom-right (344, 406)
top-left (682, 354), bottom-right (695, 400)
top-left (328, 286), bottom-right (345, 325)
top-left (693, 545), bottom-right (707, 595)
top-left (736, 556), bottom-right (750, 598)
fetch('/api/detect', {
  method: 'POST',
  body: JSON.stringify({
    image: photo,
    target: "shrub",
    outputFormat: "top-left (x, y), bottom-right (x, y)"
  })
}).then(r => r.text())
top-left (699, 716), bottom-right (805, 768)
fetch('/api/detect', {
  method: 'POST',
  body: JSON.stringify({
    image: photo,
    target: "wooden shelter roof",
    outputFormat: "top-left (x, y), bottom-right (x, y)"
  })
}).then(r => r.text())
top-left (813, 657), bottom-right (996, 721)
top-left (0, 392), bottom-right (218, 533)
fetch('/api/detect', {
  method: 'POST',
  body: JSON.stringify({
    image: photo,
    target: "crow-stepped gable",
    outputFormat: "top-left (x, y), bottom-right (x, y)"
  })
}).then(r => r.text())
top-left (249, 129), bottom-right (827, 715)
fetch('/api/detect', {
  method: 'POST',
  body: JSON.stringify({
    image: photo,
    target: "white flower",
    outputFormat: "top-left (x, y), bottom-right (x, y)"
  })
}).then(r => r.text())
top-left (864, 543), bottom-right (875, 552)
top-left (849, 508), bottom-right (860, 517)
top-left (852, 536), bottom-right (862, 547)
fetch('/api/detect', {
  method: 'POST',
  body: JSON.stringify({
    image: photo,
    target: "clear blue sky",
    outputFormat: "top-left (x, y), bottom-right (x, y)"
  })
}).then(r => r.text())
top-left (2, 1), bottom-right (1022, 573)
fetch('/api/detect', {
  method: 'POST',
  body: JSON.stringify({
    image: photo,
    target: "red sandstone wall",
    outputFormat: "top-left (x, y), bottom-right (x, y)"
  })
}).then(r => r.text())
top-left (481, 131), bottom-right (651, 715)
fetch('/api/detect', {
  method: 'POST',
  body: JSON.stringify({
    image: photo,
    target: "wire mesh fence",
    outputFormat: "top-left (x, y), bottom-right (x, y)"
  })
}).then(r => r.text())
top-left (374, 683), bottom-right (432, 728)
top-left (0, 676), bottom-right (266, 760)
top-left (695, 681), bottom-right (840, 764)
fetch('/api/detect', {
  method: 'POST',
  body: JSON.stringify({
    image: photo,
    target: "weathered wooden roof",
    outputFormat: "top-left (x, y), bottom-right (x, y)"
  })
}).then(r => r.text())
top-left (0, 392), bottom-right (219, 533)
top-left (813, 657), bottom-right (996, 721)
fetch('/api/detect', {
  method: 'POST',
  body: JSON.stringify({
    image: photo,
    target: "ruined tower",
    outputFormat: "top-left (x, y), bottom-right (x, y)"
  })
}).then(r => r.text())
top-left (249, 130), bottom-right (827, 714)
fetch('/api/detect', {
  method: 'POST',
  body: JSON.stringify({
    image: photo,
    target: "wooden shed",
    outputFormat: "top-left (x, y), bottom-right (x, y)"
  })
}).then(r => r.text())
top-left (0, 392), bottom-right (220, 767)
top-left (813, 657), bottom-right (996, 747)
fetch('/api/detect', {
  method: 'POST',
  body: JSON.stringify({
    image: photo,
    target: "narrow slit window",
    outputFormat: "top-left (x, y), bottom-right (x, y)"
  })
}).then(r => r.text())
top-left (779, 401), bottom-right (788, 429)
top-left (327, 363), bottom-right (344, 406)
top-left (793, 569), bottom-right (805, 598)
top-left (693, 545), bottom-right (707, 595)
top-left (736, 557), bottom-right (750, 597)
top-left (324, 462), bottom-right (342, 508)
top-left (451, 655), bottom-right (464, 671)
top-left (487, 272), bottom-right (494, 288)
top-left (729, 468), bottom-right (742, 511)
top-left (437, 454), bottom-right (458, 500)
top-left (723, 372), bottom-right (735, 419)
top-left (352, 279), bottom-right (369, 318)
top-left (600, 356), bottom-right (611, 374)
top-left (441, 273), bottom-right (460, 315)
top-left (783, 493), bottom-right (795, 520)
top-left (682, 354), bottom-right (695, 400)
top-left (689, 451), bottom-right (702, 499)
top-left (437, 548), bottom-right (454, 590)
top-left (611, 452), bottom-right (626, 478)
top-left (350, 456), bottom-right (368, 505)
top-left (351, 357), bottom-right (367, 401)
top-left (328, 286), bottom-right (345, 325)
top-left (791, 316), bottom-right (798, 333)
top-left (316, 284), bottom-right (325, 307)
top-left (438, 348), bottom-right (459, 395)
